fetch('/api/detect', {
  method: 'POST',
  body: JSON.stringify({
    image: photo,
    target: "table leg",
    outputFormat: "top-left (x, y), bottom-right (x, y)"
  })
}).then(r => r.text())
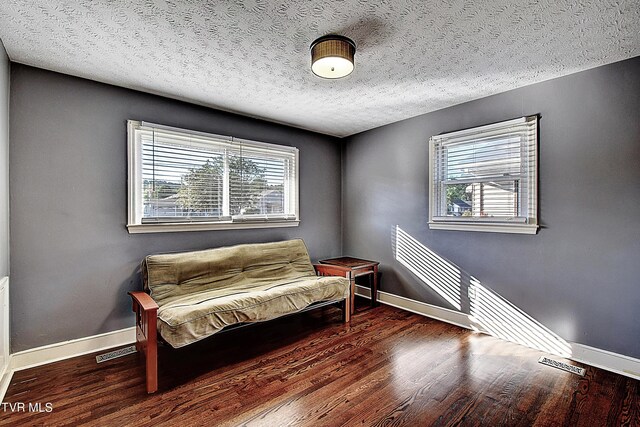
top-left (349, 271), bottom-right (356, 315)
top-left (371, 265), bottom-right (379, 307)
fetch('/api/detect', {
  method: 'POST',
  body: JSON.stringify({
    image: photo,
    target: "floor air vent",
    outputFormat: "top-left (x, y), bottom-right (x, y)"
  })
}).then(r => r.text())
top-left (96, 345), bottom-right (137, 363)
top-left (538, 356), bottom-right (586, 376)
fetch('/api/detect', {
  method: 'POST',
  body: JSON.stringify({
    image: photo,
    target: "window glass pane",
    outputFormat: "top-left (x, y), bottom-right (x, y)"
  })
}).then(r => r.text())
top-left (228, 154), bottom-right (286, 216)
top-left (142, 140), bottom-right (224, 219)
top-left (467, 180), bottom-right (518, 218)
top-left (444, 180), bottom-right (519, 218)
top-left (444, 183), bottom-right (472, 216)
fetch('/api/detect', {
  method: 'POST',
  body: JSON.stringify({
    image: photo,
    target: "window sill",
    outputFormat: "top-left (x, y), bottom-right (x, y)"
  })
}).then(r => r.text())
top-left (428, 221), bottom-right (538, 234)
top-left (127, 220), bottom-right (300, 234)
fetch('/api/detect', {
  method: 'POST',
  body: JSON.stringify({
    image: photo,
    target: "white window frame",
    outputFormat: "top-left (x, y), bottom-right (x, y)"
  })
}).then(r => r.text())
top-left (428, 116), bottom-right (538, 234)
top-left (127, 121), bottom-right (299, 234)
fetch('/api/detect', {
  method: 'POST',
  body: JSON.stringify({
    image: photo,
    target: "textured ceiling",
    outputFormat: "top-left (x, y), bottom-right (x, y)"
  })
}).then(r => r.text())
top-left (0, 1), bottom-right (639, 137)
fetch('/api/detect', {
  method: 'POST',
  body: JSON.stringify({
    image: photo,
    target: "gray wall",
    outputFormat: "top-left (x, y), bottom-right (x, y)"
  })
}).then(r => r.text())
top-left (10, 64), bottom-right (343, 352)
top-left (0, 40), bottom-right (8, 277)
top-left (343, 56), bottom-right (640, 359)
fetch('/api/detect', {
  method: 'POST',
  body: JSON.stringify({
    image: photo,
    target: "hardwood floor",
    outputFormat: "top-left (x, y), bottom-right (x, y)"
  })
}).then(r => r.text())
top-left (1, 300), bottom-right (638, 426)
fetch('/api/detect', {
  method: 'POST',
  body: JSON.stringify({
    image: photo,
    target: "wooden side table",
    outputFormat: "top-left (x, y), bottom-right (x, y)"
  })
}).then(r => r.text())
top-left (319, 257), bottom-right (379, 315)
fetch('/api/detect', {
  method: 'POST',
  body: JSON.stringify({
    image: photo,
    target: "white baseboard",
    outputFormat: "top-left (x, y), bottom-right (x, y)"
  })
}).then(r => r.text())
top-left (355, 285), bottom-right (640, 381)
top-left (355, 285), bottom-right (471, 329)
top-left (0, 366), bottom-right (11, 404)
top-left (1, 327), bottom-right (136, 402)
top-left (571, 342), bottom-right (640, 380)
top-left (10, 327), bottom-right (136, 372)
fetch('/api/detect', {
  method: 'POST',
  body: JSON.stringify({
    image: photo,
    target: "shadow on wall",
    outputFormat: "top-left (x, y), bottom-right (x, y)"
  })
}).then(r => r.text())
top-left (392, 225), bottom-right (572, 358)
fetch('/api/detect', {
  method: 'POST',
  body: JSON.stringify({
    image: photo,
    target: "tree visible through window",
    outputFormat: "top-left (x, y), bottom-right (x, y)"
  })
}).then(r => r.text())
top-left (176, 158), bottom-right (225, 217)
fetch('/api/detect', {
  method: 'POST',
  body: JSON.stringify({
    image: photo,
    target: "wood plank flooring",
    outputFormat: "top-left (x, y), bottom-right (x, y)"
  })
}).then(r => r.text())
top-left (1, 300), bottom-right (638, 426)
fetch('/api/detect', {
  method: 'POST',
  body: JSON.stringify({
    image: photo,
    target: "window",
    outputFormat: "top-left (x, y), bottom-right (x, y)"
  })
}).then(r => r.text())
top-left (127, 121), bottom-right (299, 233)
top-left (429, 116), bottom-right (538, 234)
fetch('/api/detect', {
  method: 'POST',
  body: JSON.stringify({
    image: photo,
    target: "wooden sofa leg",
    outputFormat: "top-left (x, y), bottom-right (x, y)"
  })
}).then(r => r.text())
top-left (129, 291), bottom-right (159, 393)
top-left (144, 322), bottom-right (158, 394)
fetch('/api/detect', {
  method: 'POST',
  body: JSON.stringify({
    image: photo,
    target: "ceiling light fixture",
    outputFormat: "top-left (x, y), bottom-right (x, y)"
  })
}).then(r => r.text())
top-left (310, 35), bottom-right (356, 79)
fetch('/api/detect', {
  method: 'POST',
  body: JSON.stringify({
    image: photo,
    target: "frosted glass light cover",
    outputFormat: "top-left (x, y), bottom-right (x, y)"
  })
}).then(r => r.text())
top-left (311, 56), bottom-right (354, 78)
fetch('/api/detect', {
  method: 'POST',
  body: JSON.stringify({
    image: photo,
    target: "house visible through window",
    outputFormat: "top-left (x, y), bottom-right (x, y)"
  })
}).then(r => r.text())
top-left (429, 116), bottom-right (538, 234)
top-left (127, 121), bottom-right (299, 233)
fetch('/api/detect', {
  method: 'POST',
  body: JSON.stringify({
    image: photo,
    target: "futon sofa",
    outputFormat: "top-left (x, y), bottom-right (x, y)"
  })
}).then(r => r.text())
top-left (129, 239), bottom-right (353, 393)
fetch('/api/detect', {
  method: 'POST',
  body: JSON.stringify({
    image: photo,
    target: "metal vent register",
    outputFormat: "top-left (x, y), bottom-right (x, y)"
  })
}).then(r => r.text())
top-left (538, 356), bottom-right (586, 376)
top-left (96, 345), bottom-right (137, 363)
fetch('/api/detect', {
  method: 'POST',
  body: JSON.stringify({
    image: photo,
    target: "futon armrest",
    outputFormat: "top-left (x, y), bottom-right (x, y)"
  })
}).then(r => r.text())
top-left (128, 291), bottom-right (159, 312)
top-left (314, 264), bottom-right (352, 278)
top-left (128, 291), bottom-right (159, 393)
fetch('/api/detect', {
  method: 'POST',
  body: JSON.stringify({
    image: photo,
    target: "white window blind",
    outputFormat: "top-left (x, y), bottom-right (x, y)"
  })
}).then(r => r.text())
top-left (127, 121), bottom-right (299, 233)
top-left (428, 116), bottom-right (538, 234)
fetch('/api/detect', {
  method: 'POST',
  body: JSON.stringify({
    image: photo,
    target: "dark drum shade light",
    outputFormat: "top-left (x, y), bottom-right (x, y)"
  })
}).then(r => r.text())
top-left (310, 35), bottom-right (356, 79)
